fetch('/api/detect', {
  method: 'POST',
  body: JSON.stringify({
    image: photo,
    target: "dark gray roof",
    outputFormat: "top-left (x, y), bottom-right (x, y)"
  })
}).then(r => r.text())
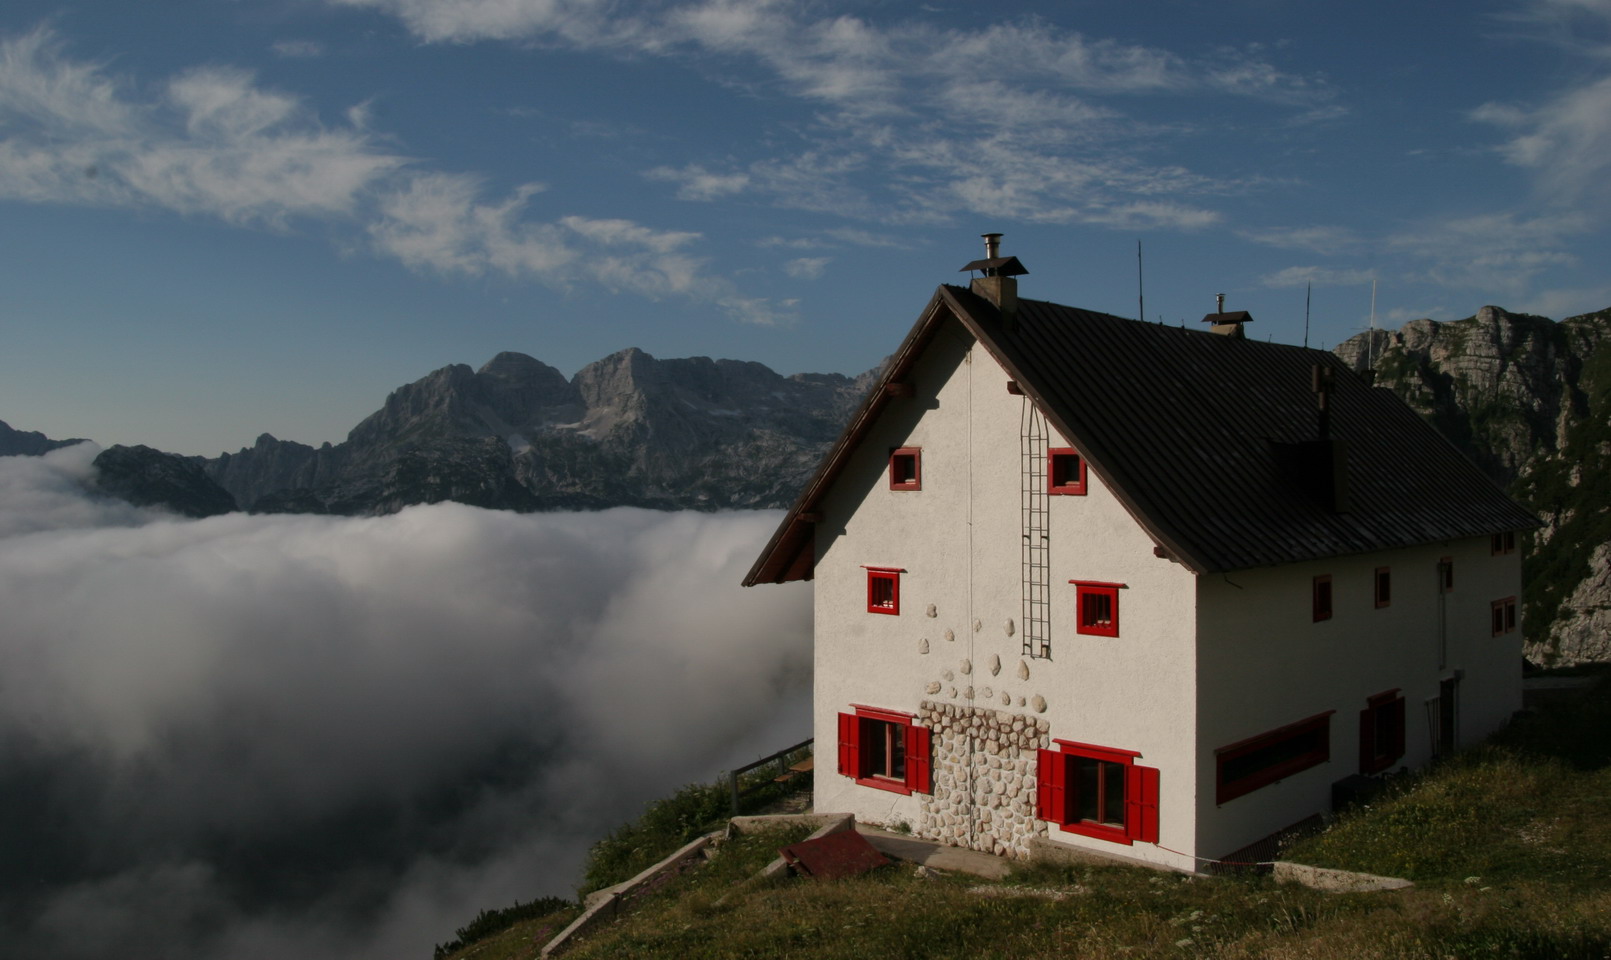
top-left (744, 285), bottom-right (1538, 584)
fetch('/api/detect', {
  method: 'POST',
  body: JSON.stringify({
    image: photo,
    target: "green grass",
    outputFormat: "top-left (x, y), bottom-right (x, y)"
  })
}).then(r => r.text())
top-left (439, 680), bottom-right (1611, 960)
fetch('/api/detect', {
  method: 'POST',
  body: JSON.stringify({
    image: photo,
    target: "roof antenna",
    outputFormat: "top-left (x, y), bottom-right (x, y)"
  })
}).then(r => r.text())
top-left (1304, 281), bottom-right (1311, 349)
top-left (1137, 240), bottom-right (1144, 323)
top-left (1368, 278), bottom-right (1377, 370)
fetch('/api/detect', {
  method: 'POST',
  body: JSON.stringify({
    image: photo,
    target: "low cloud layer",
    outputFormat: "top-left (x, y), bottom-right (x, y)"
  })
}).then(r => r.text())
top-left (0, 447), bottom-right (811, 960)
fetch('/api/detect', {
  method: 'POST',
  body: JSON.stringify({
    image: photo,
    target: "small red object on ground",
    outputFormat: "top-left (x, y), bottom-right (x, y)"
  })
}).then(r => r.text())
top-left (778, 830), bottom-right (891, 880)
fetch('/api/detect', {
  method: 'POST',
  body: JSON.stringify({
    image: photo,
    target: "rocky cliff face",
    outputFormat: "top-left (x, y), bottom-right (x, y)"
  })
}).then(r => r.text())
top-left (0, 419), bottom-right (87, 456)
top-left (1336, 305), bottom-right (1611, 664)
top-left (90, 445), bottom-right (238, 518)
top-left (205, 350), bottom-right (878, 516)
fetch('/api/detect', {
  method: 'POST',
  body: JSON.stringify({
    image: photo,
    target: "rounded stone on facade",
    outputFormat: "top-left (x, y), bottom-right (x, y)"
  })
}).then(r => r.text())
top-left (1036, 718), bottom-right (1050, 732)
top-left (960, 658), bottom-right (972, 675)
top-left (1004, 619), bottom-right (1015, 637)
top-left (1017, 696), bottom-right (1027, 707)
top-left (918, 637), bottom-right (929, 654)
top-left (1032, 695), bottom-right (1047, 713)
top-left (973, 619), bottom-right (982, 632)
top-left (963, 686), bottom-right (974, 700)
top-left (948, 686), bottom-right (957, 698)
top-left (926, 603), bottom-right (937, 618)
top-left (1001, 691), bottom-right (1011, 706)
top-left (1017, 660), bottom-right (1030, 681)
top-left (925, 681), bottom-right (941, 694)
top-left (943, 669), bottom-right (954, 681)
top-left (980, 686), bottom-right (993, 699)
top-left (990, 654), bottom-right (1002, 676)
top-left (944, 628), bottom-right (955, 642)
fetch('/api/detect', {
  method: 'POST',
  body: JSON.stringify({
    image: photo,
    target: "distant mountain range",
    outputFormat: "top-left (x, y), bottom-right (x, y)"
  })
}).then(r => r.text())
top-left (10, 303), bottom-right (1611, 664)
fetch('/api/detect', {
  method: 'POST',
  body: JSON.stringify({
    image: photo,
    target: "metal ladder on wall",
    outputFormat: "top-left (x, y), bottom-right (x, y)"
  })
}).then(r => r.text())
top-left (1021, 399), bottom-right (1051, 658)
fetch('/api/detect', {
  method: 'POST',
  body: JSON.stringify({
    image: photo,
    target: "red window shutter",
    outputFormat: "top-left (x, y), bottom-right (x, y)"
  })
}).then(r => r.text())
top-left (837, 712), bottom-right (859, 779)
top-left (1358, 706), bottom-right (1376, 774)
top-left (1127, 764), bottom-right (1160, 844)
top-left (1036, 748), bottom-right (1066, 824)
top-left (906, 724), bottom-right (932, 794)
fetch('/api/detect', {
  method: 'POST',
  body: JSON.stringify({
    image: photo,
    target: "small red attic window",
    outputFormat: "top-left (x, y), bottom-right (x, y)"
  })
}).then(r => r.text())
top-left (1048, 448), bottom-right (1087, 496)
top-left (889, 447), bottom-right (921, 490)
top-left (1070, 580), bottom-right (1123, 637)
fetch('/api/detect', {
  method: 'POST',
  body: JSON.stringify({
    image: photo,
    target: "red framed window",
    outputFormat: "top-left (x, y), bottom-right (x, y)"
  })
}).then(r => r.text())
top-left (1036, 740), bottom-right (1159, 845)
top-left (1313, 574), bottom-right (1333, 622)
top-left (1214, 712), bottom-right (1333, 804)
top-left (1439, 557), bottom-right (1454, 593)
top-left (1070, 580), bottom-right (1123, 637)
top-left (1359, 689), bottom-right (1406, 775)
top-left (1491, 531), bottom-right (1516, 555)
top-left (1491, 596), bottom-right (1517, 636)
top-left (837, 705), bottom-right (932, 795)
top-left (1374, 567), bottom-right (1391, 609)
top-left (864, 566), bottom-right (901, 615)
top-left (1048, 448), bottom-right (1087, 496)
top-left (889, 447), bottom-right (921, 491)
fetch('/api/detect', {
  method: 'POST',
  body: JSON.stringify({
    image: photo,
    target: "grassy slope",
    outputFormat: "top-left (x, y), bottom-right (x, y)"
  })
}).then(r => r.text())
top-left (444, 676), bottom-right (1611, 960)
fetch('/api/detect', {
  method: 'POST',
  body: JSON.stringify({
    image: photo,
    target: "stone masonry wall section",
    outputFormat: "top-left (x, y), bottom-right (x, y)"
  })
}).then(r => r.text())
top-left (917, 701), bottom-right (1050, 858)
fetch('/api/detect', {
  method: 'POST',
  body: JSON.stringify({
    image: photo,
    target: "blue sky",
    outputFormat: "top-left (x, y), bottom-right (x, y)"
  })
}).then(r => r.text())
top-left (3, 0), bottom-right (1610, 456)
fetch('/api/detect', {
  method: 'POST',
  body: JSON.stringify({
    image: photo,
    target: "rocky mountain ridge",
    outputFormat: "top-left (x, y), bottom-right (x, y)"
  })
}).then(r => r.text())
top-left (1335, 304), bottom-right (1611, 665)
top-left (204, 348), bottom-right (880, 515)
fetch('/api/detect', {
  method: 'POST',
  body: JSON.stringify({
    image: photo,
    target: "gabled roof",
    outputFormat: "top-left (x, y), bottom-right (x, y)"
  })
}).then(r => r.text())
top-left (743, 284), bottom-right (1538, 585)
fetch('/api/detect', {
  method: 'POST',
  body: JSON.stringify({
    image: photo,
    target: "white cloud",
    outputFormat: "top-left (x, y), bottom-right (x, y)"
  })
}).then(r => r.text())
top-left (1474, 74), bottom-right (1611, 206)
top-left (335, 2), bottom-right (1331, 231)
top-left (0, 458), bottom-right (811, 960)
top-left (785, 256), bottom-right (829, 279)
top-left (0, 27), bottom-right (786, 325)
top-left (1239, 225), bottom-right (1359, 255)
top-left (644, 163), bottom-right (751, 201)
top-left (1260, 265), bottom-right (1376, 288)
top-left (0, 29), bottom-right (402, 226)
top-left (1387, 210), bottom-right (1588, 292)
top-left (369, 174), bottom-right (795, 323)
top-left (271, 39), bottom-right (327, 58)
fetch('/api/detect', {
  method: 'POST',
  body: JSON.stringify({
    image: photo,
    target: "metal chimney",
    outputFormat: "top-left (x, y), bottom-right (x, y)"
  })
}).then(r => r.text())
top-left (982, 232), bottom-right (1002, 262)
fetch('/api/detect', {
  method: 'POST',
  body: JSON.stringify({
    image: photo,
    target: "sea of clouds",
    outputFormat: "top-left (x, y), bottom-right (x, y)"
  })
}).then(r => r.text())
top-left (0, 444), bottom-right (812, 960)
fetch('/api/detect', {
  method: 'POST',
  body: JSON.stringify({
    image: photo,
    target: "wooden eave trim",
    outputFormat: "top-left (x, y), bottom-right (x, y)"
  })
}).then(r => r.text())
top-left (934, 285), bottom-right (1217, 576)
top-left (741, 290), bottom-right (958, 586)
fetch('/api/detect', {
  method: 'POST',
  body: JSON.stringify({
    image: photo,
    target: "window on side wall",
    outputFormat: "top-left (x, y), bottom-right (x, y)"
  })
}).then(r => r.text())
top-left (1048, 448), bottom-right (1087, 496)
top-left (836, 706), bottom-right (932, 795)
top-left (1374, 567), bottom-right (1392, 608)
top-left (1359, 689), bottom-right (1406, 775)
top-left (1438, 557), bottom-right (1454, 593)
top-left (889, 447), bottom-right (921, 491)
top-left (1070, 580), bottom-right (1123, 637)
top-left (1491, 531), bottom-right (1516, 555)
top-left (864, 566), bottom-right (901, 615)
top-left (1036, 740), bottom-right (1159, 845)
top-left (1214, 712), bottom-right (1333, 804)
top-left (1313, 574), bottom-right (1333, 622)
top-left (1491, 596), bottom-right (1517, 636)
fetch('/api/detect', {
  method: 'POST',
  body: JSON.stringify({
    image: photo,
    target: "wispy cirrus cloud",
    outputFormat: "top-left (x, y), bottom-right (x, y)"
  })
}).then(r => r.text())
top-left (0, 26), bottom-right (792, 324)
top-left (1260, 265), bottom-right (1376, 288)
top-left (1387, 210), bottom-right (1588, 293)
top-left (369, 173), bottom-right (794, 323)
top-left (0, 28), bottom-right (401, 226)
top-left (334, 0), bottom-right (1333, 231)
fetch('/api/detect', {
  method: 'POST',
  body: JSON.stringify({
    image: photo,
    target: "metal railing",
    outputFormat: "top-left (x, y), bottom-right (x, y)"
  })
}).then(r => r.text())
top-left (728, 738), bottom-right (814, 815)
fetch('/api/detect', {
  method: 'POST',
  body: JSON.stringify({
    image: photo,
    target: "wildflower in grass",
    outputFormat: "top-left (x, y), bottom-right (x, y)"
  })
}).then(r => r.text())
top-left (1463, 876), bottom-right (1481, 885)
top-left (1174, 938), bottom-right (1193, 948)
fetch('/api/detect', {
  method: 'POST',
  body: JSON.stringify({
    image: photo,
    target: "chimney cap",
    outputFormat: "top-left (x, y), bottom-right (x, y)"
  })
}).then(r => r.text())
top-left (1201, 311), bottom-right (1253, 325)
top-left (960, 255), bottom-right (1028, 277)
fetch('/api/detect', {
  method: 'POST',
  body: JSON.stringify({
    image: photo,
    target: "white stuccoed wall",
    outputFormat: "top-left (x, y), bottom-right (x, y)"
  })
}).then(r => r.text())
top-left (1194, 538), bottom-right (1524, 859)
top-left (812, 318), bottom-right (1199, 871)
